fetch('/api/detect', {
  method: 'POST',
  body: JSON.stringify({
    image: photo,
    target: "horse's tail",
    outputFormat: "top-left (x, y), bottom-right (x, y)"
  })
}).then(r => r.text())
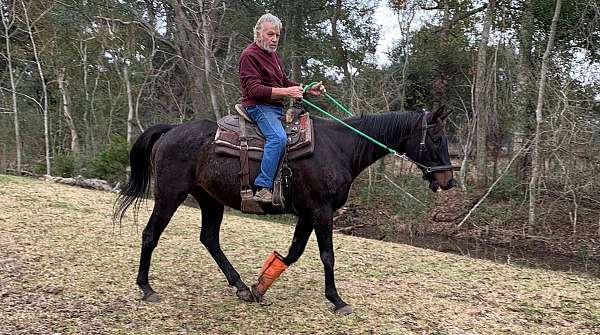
top-left (113, 124), bottom-right (175, 225)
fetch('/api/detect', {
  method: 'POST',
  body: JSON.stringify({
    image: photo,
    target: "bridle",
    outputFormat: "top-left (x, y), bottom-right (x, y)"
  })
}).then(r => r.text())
top-left (299, 87), bottom-right (455, 179)
top-left (394, 111), bottom-right (455, 179)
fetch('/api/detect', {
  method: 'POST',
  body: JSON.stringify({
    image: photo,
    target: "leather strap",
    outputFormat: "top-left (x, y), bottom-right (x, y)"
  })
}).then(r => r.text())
top-left (280, 148), bottom-right (296, 214)
top-left (238, 116), bottom-right (252, 199)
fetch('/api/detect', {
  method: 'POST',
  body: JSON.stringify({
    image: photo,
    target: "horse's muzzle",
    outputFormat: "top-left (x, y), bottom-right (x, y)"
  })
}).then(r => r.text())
top-left (429, 177), bottom-right (455, 192)
top-left (442, 178), bottom-right (455, 190)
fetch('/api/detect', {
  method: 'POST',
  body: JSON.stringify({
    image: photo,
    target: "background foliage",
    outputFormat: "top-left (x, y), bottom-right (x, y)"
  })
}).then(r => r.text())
top-left (1, 0), bottom-right (599, 261)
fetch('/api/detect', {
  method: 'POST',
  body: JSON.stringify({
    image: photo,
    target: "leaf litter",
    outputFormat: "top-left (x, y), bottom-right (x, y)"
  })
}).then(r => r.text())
top-left (0, 175), bottom-right (599, 334)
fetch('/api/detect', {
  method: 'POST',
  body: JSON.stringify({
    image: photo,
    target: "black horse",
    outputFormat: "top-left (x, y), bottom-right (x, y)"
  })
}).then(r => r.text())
top-left (114, 107), bottom-right (455, 314)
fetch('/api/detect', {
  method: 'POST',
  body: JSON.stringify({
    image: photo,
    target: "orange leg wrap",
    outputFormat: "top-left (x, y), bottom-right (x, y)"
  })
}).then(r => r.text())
top-left (253, 250), bottom-right (288, 296)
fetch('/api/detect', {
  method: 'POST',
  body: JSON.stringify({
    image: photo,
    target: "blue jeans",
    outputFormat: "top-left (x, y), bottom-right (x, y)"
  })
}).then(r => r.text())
top-left (246, 104), bottom-right (286, 189)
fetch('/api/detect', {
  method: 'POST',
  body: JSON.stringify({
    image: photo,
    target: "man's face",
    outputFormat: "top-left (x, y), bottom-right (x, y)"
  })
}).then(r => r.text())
top-left (256, 21), bottom-right (280, 53)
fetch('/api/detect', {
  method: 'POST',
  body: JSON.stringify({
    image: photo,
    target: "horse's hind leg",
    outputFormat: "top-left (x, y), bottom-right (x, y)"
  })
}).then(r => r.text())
top-left (191, 188), bottom-right (254, 302)
top-left (137, 185), bottom-right (189, 302)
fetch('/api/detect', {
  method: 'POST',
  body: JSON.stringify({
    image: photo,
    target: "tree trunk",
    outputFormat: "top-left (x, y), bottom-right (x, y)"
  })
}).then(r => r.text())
top-left (459, 83), bottom-right (478, 190)
top-left (134, 37), bottom-right (158, 134)
top-left (394, 2), bottom-right (416, 111)
top-left (57, 68), bottom-right (80, 155)
top-left (21, 0), bottom-right (51, 175)
top-left (331, 0), bottom-right (351, 86)
top-left (291, 53), bottom-right (302, 82)
top-left (528, 0), bottom-right (562, 231)
top-left (1, 5), bottom-right (21, 173)
top-left (432, 0), bottom-right (451, 112)
top-left (515, 0), bottom-right (535, 180)
top-left (168, 0), bottom-right (209, 118)
top-left (90, 67), bottom-right (100, 153)
top-left (215, 32), bottom-right (236, 115)
top-left (123, 63), bottom-right (135, 145)
top-left (201, 6), bottom-right (221, 120)
top-left (474, 0), bottom-right (495, 187)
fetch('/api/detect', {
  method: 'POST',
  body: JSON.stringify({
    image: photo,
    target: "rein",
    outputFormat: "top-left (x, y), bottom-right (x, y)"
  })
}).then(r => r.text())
top-left (301, 82), bottom-right (453, 177)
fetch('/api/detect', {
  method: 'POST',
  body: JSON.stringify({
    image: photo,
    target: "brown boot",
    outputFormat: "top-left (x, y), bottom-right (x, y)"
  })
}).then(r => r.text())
top-left (253, 188), bottom-right (273, 203)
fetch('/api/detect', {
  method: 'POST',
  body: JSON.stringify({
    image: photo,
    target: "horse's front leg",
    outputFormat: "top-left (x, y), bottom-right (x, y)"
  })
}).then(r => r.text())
top-left (314, 209), bottom-right (352, 314)
top-left (251, 215), bottom-right (313, 301)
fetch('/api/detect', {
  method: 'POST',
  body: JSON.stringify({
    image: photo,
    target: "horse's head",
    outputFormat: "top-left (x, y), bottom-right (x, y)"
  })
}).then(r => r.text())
top-left (405, 107), bottom-right (455, 192)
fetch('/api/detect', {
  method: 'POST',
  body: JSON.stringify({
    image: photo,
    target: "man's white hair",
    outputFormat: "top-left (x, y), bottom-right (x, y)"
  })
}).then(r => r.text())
top-left (253, 12), bottom-right (282, 42)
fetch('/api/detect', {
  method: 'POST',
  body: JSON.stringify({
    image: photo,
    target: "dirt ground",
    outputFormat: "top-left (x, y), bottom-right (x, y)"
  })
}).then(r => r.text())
top-left (1, 175), bottom-right (599, 334)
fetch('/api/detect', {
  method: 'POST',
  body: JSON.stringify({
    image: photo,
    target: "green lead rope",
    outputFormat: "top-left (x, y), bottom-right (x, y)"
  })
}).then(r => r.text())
top-left (300, 82), bottom-right (454, 175)
top-left (301, 81), bottom-right (398, 156)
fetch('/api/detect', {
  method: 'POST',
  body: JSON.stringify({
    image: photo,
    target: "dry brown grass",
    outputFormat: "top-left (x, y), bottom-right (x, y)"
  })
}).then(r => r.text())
top-left (1, 175), bottom-right (599, 335)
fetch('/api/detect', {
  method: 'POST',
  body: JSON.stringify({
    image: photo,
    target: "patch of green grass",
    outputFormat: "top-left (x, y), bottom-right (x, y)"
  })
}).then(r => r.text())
top-left (0, 174), bottom-right (21, 184)
top-left (515, 302), bottom-right (547, 323)
top-left (49, 200), bottom-right (80, 211)
top-left (590, 312), bottom-right (600, 329)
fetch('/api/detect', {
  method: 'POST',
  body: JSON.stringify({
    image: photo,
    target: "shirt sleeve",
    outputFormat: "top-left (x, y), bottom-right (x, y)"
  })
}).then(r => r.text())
top-left (239, 52), bottom-right (272, 99)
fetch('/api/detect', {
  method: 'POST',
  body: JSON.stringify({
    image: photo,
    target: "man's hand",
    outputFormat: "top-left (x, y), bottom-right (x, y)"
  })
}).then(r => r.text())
top-left (271, 86), bottom-right (303, 99)
top-left (306, 81), bottom-right (326, 96)
top-left (286, 86), bottom-right (304, 98)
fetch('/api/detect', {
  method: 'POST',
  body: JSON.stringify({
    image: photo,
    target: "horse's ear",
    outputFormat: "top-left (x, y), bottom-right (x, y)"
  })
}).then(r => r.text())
top-left (433, 105), bottom-right (453, 121)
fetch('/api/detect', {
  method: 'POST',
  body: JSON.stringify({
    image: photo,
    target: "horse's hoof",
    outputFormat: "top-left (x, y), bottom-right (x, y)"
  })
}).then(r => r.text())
top-left (236, 288), bottom-right (255, 302)
top-left (250, 285), bottom-right (264, 302)
top-left (142, 292), bottom-right (160, 303)
top-left (335, 304), bottom-right (353, 315)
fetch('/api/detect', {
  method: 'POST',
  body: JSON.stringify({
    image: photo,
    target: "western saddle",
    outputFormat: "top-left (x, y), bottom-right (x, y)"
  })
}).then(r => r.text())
top-left (213, 103), bottom-right (315, 214)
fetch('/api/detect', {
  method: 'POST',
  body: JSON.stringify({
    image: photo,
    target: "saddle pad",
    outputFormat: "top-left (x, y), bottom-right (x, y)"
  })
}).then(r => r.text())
top-left (214, 113), bottom-right (314, 161)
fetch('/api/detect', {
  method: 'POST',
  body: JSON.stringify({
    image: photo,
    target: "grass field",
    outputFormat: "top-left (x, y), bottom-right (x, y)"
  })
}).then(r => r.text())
top-left (1, 175), bottom-right (599, 334)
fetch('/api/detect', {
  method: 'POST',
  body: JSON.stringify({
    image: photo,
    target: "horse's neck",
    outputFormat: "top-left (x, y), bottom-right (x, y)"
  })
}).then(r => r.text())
top-left (345, 112), bottom-right (415, 178)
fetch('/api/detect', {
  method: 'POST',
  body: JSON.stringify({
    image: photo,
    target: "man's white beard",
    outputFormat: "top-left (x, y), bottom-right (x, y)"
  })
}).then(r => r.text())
top-left (258, 40), bottom-right (277, 53)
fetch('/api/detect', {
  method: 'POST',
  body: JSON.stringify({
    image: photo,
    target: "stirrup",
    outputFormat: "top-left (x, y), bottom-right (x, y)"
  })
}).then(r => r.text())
top-left (235, 104), bottom-right (254, 123)
top-left (240, 188), bottom-right (265, 214)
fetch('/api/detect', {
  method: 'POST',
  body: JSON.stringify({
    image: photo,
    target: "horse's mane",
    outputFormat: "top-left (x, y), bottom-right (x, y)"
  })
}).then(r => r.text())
top-left (347, 110), bottom-right (424, 168)
top-left (356, 110), bottom-right (423, 144)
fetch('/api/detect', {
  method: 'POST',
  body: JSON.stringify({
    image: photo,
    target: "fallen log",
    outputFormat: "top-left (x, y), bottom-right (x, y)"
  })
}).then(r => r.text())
top-left (45, 175), bottom-right (115, 192)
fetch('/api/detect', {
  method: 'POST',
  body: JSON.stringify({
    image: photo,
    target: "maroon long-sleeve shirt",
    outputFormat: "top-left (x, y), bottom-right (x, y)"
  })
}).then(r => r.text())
top-left (239, 42), bottom-right (299, 108)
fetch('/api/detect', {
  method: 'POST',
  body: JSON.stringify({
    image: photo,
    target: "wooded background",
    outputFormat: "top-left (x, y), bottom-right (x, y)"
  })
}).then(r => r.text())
top-left (1, 0), bottom-right (599, 258)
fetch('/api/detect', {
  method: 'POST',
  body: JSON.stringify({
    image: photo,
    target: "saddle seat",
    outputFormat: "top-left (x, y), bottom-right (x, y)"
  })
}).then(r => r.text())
top-left (214, 104), bottom-right (314, 160)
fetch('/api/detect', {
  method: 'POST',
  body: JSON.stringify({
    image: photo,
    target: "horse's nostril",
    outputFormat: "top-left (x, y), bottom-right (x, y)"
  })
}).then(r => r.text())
top-left (440, 178), bottom-right (454, 190)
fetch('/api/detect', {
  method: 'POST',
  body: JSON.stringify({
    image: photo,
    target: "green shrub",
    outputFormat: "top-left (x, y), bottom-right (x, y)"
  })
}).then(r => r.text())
top-left (33, 160), bottom-right (47, 175)
top-left (354, 172), bottom-right (431, 220)
top-left (489, 173), bottom-right (526, 202)
top-left (88, 135), bottom-right (129, 184)
top-left (53, 153), bottom-right (77, 177)
top-left (33, 153), bottom-right (78, 177)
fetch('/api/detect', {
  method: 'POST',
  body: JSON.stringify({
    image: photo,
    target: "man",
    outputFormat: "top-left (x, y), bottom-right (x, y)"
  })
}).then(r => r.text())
top-left (239, 12), bottom-right (325, 203)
